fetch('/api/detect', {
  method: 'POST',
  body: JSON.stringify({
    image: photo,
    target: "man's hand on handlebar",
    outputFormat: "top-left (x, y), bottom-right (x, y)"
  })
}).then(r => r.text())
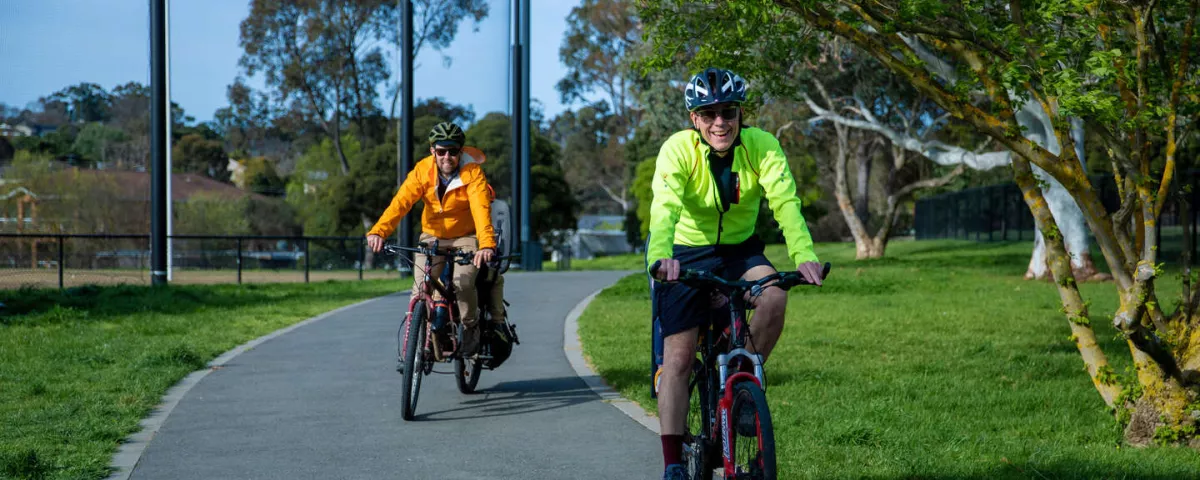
top-left (367, 234), bottom-right (385, 253)
top-left (650, 258), bottom-right (681, 282)
top-left (796, 261), bottom-right (824, 286)
top-left (473, 248), bottom-right (496, 268)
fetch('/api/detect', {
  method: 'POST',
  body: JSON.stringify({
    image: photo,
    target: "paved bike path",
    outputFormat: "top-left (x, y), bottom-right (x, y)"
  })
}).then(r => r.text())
top-left (127, 271), bottom-right (659, 479)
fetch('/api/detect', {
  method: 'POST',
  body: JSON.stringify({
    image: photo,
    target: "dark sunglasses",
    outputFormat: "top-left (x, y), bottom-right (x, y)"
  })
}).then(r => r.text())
top-left (695, 107), bottom-right (740, 121)
top-left (434, 147), bottom-right (462, 157)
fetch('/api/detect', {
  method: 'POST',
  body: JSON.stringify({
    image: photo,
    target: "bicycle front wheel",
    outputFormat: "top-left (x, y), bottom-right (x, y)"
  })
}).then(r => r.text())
top-left (400, 302), bottom-right (427, 421)
top-left (728, 381), bottom-right (776, 479)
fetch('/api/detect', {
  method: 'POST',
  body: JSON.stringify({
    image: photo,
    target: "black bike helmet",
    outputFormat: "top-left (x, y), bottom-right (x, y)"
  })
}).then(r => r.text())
top-left (684, 67), bottom-right (748, 111)
top-left (428, 122), bottom-right (466, 147)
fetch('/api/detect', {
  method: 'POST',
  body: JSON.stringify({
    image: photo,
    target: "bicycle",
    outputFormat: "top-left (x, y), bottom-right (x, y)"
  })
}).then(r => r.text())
top-left (385, 242), bottom-right (520, 421)
top-left (652, 262), bottom-right (830, 480)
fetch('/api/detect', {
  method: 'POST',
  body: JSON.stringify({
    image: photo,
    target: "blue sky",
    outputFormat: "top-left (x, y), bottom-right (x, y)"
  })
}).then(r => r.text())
top-left (0, 0), bottom-right (588, 124)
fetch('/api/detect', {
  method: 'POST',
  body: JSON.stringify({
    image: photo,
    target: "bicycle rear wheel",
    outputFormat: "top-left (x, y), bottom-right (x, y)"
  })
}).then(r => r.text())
top-left (400, 302), bottom-right (427, 421)
top-left (454, 324), bottom-right (483, 393)
top-left (728, 381), bottom-right (776, 479)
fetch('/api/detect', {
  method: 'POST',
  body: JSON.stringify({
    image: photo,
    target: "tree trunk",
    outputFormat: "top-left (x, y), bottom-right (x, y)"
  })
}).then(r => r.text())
top-left (1011, 156), bottom-right (1123, 407)
top-left (857, 236), bottom-right (886, 259)
top-left (832, 126), bottom-right (872, 258)
top-left (1123, 345), bottom-right (1196, 447)
top-left (855, 139), bottom-right (873, 225)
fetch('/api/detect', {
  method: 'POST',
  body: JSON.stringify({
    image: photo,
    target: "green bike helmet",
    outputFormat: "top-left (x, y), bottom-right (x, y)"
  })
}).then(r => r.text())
top-left (428, 122), bottom-right (466, 147)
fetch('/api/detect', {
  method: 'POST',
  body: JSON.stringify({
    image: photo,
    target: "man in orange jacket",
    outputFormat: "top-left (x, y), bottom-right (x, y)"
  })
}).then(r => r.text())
top-left (366, 122), bottom-right (500, 355)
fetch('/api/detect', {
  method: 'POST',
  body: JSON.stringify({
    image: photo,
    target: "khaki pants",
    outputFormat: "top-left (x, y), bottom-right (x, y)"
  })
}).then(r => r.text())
top-left (412, 233), bottom-right (481, 328)
top-left (485, 270), bottom-right (506, 323)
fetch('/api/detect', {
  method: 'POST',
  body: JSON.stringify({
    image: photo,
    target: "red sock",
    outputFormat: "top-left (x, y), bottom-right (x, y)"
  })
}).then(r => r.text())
top-left (661, 434), bottom-right (684, 467)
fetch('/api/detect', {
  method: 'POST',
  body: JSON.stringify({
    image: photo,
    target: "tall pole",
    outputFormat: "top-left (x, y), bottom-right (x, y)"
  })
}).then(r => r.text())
top-left (150, 0), bottom-right (169, 286)
top-left (398, 0), bottom-right (414, 277)
top-left (519, 0), bottom-right (539, 271)
top-left (510, 0), bottom-right (522, 266)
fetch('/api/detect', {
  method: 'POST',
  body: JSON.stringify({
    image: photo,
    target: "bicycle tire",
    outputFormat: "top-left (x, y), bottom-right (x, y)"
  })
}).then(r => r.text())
top-left (400, 302), bottom-right (427, 421)
top-left (454, 324), bottom-right (483, 393)
top-left (683, 335), bottom-right (716, 480)
top-left (728, 381), bottom-right (776, 480)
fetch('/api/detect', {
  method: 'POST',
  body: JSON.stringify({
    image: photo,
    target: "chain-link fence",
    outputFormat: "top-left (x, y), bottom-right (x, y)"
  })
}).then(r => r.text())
top-left (914, 171), bottom-right (1199, 260)
top-left (0, 234), bottom-right (409, 289)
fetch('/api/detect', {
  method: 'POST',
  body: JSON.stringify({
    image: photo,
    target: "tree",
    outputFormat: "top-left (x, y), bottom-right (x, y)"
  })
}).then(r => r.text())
top-left (640, 0), bottom-right (1200, 446)
top-left (286, 135), bottom-right (364, 236)
top-left (175, 195), bottom-right (253, 235)
top-left (72, 123), bottom-right (129, 167)
top-left (242, 156), bottom-right (286, 196)
top-left (240, 0), bottom-right (487, 232)
top-left (384, 1), bottom-right (489, 120)
top-left (795, 53), bottom-right (969, 258)
top-left (109, 82), bottom-right (151, 134)
top-left (239, 0), bottom-right (391, 175)
top-left (173, 134), bottom-right (230, 181)
top-left (548, 103), bottom-right (631, 213)
top-left (556, 0), bottom-right (643, 244)
top-left (47, 83), bottom-right (112, 124)
top-left (6, 151), bottom-right (146, 234)
top-left (559, 0), bottom-right (642, 132)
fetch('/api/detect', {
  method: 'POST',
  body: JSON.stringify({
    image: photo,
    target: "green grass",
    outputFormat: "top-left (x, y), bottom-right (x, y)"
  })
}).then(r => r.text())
top-left (0, 279), bottom-right (408, 480)
top-left (578, 239), bottom-right (1200, 479)
top-left (543, 253), bottom-right (644, 271)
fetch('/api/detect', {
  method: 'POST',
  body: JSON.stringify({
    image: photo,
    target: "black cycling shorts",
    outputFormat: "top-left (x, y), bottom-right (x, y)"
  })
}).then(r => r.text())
top-left (651, 236), bottom-right (774, 337)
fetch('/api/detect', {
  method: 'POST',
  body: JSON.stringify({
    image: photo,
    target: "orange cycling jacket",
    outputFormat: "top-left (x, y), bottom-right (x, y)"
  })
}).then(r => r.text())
top-left (367, 153), bottom-right (497, 250)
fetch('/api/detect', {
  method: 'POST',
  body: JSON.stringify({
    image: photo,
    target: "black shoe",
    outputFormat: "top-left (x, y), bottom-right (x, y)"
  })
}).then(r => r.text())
top-left (460, 326), bottom-right (481, 356)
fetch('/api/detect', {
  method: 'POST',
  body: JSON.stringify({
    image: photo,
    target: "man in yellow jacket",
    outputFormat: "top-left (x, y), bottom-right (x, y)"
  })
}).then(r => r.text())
top-left (366, 122), bottom-right (500, 355)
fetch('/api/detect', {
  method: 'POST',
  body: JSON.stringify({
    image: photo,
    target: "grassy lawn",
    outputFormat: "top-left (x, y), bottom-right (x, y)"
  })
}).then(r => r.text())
top-left (577, 239), bottom-right (1200, 479)
top-left (542, 253), bottom-right (643, 271)
top-left (0, 279), bottom-right (409, 480)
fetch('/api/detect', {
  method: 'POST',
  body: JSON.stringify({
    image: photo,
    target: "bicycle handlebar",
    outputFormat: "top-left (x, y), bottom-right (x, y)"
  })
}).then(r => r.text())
top-left (382, 244), bottom-right (520, 266)
top-left (650, 261), bottom-right (832, 293)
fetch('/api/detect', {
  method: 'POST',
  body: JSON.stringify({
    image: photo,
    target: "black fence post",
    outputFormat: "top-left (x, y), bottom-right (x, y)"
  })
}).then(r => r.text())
top-left (988, 187), bottom-right (995, 242)
top-left (58, 235), bottom-right (65, 289)
top-left (974, 189), bottom-right (982, 241)
top-left (1001, 185), bottom-right (1008, 241)
top-left (358, 238), bottom-right (365, 281)
top-left (236, 237), bottom-right (243, 285)
top-left (1017, 185), bottom-right (1024, 241)
top-left (303, 238), bottom-right (310, 283)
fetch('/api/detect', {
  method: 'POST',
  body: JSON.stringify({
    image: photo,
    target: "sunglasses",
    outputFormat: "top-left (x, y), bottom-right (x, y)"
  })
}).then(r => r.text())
top-left (434, 147), bottom-right (462, 157)
top-left (695, 107), bottom-right (740, 122)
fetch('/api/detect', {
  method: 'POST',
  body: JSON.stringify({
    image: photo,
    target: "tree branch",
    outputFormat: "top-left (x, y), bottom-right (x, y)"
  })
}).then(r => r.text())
top-left (1154, 0), bottom-right (1199, 219)
top-left (893, 164), bottom-right (966, 199)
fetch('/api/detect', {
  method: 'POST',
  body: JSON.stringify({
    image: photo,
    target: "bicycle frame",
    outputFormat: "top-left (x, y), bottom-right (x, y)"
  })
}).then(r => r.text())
top-left (704, 293), bottom-right (765, 473)
top-left (397, 241), bottom-right (468, 361)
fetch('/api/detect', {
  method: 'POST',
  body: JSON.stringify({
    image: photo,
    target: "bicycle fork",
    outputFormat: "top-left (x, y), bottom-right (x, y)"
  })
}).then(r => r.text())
top-left (716, 348), bottom-right (764, 472)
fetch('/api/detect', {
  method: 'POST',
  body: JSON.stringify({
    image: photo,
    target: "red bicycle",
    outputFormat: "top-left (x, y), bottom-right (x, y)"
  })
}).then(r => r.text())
top-left (386, 242), bottom-right (519, 421)
top-left (654, 263), bottom-right (829, 479)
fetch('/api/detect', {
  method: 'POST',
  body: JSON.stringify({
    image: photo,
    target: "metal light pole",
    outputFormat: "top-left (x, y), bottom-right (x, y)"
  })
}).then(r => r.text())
top-left (512, 0), bottom-right (540, 271)
top-left (150, 0), bottom-right (170, 285)
top-left (509, 0), bottom-right (522, 267)
top-left (397, 0), bottom-right (415, 277)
